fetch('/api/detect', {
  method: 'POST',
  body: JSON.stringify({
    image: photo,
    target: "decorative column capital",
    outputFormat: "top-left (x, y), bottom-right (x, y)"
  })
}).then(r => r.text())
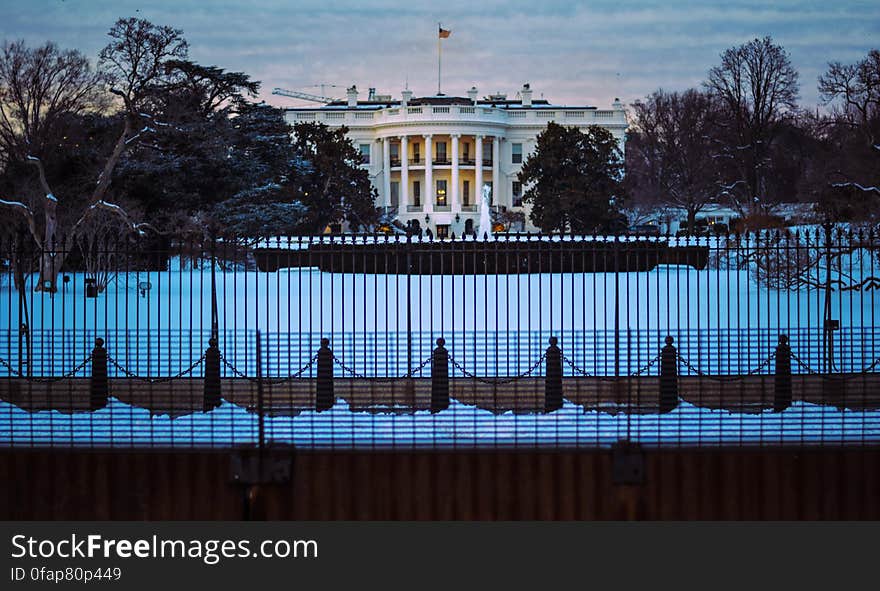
top-left (398, 134), bottom-right (408, 141)
top-left (451, 133), bottom-right (461, 139)
top-left (423, 133), bottom-right (433, 140)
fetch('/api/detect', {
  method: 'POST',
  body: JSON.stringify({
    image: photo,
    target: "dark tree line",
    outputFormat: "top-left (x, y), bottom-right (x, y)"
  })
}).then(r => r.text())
top-left (0, 17), bottom-right (378, 292)
top-left (626, 37), bottom-right (879, 230)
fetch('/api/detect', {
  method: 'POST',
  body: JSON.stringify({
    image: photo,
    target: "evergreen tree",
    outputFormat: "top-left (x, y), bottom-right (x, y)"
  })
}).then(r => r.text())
top-left (517, 122), bottom-right (625, 233)
top-left (290, 122), bottom-right (379, 233)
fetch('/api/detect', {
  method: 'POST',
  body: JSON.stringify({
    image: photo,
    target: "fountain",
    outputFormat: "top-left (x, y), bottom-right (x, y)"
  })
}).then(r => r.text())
top-left (477, 183), bottom-right (493, 239)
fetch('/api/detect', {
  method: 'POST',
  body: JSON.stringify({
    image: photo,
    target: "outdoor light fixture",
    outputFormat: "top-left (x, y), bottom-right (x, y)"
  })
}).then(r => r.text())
top-left (138, 281), bottom-right (152, 298)
top-left (455, 214), bottom-right (461, 223)
top-left (84, 277), bottom-right (98, 298)
top-left (425, 214), bottom-right (430, 225)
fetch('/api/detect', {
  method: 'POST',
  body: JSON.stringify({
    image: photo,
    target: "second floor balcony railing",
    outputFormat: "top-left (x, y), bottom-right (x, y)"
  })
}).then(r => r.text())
top-left (409, 157), bottom-right (424, 165)
top-left (459, 158), bottom-right (475, 166)
top-left (433, 158), bottom-right (451, 166)
top-left (390, 157), bottom-right (401, 167)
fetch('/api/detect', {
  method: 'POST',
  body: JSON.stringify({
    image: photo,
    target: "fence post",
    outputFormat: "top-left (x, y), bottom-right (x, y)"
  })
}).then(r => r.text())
top-left (90, 337), bottom-right (108, 411)
top-left (316, 338), bottom-right (334, 412)
top-left (431, 338), bottom-right (449, 413)
top-left (774, 334), bottom-right (792, 412)
top-left (545, 337), bottom-right (563, 412)
top-left (203, 337), bottom-right (221, 411)
top-left (659, 336), bottom-right (678, 413)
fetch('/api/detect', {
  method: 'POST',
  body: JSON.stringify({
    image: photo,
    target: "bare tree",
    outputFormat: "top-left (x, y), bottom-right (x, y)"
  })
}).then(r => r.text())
top-left (706, 36), bottom-right (800, 219)
top-left (0, 41), bottom-right (106, 167)
top-left (0, 18), bottom-right (187, 292)
top-left (627, 88), bottom-right (723, 229)
top-left (817, 49), bottom-right (879, 203)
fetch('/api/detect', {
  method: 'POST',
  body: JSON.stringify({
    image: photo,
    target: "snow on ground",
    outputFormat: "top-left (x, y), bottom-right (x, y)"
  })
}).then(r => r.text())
top-left (1, 256), bottom-right (878, 377)
top-left (2, 245), bottom-right (879, 447)
top-left (1, 395), bottom-right (878, 448)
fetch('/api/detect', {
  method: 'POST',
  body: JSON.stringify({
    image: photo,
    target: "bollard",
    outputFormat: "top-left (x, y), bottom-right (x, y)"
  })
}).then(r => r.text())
top-left (774, 334), bottom-right (792, 412)
top-left (315, 338), bottom-right (334, 412)
top-left (89, 338), bottom-right (108, 411)
top-left (544, 337), bottom-right (563, 412)
top-left (430, 338), bottom-right (449, 413)
top-left (203, 337), bottom-right (221, 411)
top-left (659, 336), bottom-right (679, 413)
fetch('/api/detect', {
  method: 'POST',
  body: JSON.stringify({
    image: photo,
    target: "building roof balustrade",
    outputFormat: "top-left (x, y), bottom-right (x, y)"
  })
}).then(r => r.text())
top-left (285, 105), bottom-right (626, 128)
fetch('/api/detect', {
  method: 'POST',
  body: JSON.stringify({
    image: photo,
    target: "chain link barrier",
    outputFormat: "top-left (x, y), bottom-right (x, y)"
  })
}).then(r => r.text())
top-left (332, 354), bottom-right (432, 382)
top-left (6, 345), bottom-right (879, 388)
top-left (449, 353), bottom-right (546, 385)
top-left (220, 353), bottom-right (318, 384)
top-left (108, 354), bottom-right (206, 383)
top-left (0, 355), bottom-right (92, 383)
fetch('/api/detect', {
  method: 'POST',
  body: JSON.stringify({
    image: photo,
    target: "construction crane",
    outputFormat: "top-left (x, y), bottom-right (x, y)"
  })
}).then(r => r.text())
top-left (272, 85), bottom-right (342, 104)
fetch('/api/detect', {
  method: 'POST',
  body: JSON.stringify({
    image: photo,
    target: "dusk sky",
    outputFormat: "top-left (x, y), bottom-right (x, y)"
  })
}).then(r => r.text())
top-left (2, 0), bottom-right (878, 109)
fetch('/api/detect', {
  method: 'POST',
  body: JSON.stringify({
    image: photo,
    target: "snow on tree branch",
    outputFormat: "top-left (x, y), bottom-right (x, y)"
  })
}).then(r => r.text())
top-left (86, 200), bottom-right (159, 236)
top-left (831, 182), bottom-right (880, 194)
top-left (0, 198), bottom-right (32, 215)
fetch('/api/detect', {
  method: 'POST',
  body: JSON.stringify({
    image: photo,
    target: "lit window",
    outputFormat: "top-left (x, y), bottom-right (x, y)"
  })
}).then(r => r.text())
top-left (436, 224), bottom-right (450, 239)
top-left (512, 143), bottom-right (522, 164)
top-left (436, 180), bottom-right (447, 206)
top-left (359, 143), bottom-right (371, 164)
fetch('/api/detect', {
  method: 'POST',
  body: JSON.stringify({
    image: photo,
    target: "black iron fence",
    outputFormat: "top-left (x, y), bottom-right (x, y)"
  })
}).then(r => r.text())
top-left (2, 227), bottom-right (880, 449)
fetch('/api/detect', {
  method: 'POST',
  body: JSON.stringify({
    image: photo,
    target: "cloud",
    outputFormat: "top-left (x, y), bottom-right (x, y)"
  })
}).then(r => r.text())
top-left (1, 0), bottom-right (877, 107)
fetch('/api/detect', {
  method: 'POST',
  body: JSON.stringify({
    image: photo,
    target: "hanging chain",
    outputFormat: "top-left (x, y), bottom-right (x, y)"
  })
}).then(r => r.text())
top-left (789, 351), bottom-right (880, 380)
top-left (561, 352), bottom-right (660, 379)
top-left (264, 354), bottom-right (319, 384)
top-left (0, 355), bottom-right (92, 383)
top-left (631, 354), bottom-right (662, 376)
top-left (107, 354), bottom-right (206, 383)
top-left (449, 352), bottom-right (546, 385)
top-left (332, 354), bottom-right (432, 381)
top-left (220, 353), bottom-right (318, 384)
top-left (677, 351), bottom-right (776, 382)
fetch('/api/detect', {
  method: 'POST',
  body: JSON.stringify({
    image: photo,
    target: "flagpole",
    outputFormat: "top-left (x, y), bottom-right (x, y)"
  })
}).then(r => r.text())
top-left (437, 23), bottom-right (442, 95)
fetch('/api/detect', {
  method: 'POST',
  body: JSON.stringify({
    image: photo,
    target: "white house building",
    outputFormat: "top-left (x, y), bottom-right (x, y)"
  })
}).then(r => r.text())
top-left (284, 84), bottom-right (627, 235)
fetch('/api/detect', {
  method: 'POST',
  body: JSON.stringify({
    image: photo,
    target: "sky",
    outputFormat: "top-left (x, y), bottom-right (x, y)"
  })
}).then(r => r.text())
top-left (1, 0), bottom-right (878, 109)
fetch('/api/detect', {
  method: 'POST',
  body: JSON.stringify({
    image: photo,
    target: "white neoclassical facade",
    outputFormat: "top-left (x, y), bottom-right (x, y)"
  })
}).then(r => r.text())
top-left (285, 84), bottom-right (627, 235)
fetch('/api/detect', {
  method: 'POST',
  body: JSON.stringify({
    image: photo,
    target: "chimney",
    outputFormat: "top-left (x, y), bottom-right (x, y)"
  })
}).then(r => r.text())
top-left (612, 97), bottom-right (625, 111)
top-left (467, 86), bottom-right (478, 104)
top-left (347, 85), bottom-right (358, 107)
top-left (368, 87), bottom-right (376, 101)
top-left (520, 83), bottom-right (533, 107)
top-left (401, 88), bottom-right (413, 107)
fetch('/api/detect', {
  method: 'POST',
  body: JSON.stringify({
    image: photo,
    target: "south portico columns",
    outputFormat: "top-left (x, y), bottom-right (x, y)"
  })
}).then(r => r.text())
top-left (492, 136), bottom-right (501, 208)
top-left (475, 134), bottom-right (484, 200)
top-left (451, 134), bottom-right (460, 213)
top-left (399, 134), bottom-right (409, 207)
top-left (382, 137), bottom-right (391, 208)
top-left (424, 134), bottom-right (434, 215)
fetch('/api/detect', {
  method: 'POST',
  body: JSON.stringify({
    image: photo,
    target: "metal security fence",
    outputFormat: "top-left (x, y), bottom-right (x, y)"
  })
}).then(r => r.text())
top-left (2, 228), bottom-right (880, 449)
